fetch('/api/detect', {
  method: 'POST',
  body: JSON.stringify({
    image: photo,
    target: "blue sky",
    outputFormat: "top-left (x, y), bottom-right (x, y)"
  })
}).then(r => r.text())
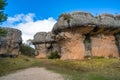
top-left (2, 0), bottom-right (120, 43)
top-left (5, 0), bottom-right (120, 19)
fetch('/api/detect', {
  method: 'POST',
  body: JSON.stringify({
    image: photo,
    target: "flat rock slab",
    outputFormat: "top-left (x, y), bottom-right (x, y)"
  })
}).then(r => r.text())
top-left (0, 67), bottom-right (64, 80)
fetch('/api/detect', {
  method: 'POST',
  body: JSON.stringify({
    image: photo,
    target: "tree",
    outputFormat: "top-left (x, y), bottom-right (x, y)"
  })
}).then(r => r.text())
top-left (0, 0), bottom-right (7, 23)
top-left (19, 44), bottom-right (35, 57)
top-left (0, 28), bottom-right (7, 36)
top-left (0, 0), bottom-right (7, 46)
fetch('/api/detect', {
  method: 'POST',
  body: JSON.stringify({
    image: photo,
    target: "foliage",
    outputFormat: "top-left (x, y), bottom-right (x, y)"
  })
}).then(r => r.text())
top-left (84, 55), bottom-right (91, 59)
top-left (19, 44), bottom-right (35, 57)
top-left (48, 51), bottom-right (60, 59)
top-left (0, 28), bottom-right (7, 37)
top-left (0, 0), bottom-right (7, 23)
top-left (84, 56), bottom-right (104, 59)
top-left (92, 56), bottom-right (104, 59)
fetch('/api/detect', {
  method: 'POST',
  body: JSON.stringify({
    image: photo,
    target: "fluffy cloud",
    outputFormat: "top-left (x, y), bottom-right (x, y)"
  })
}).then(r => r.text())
top-left (2, 13), bottom-right (56, 43)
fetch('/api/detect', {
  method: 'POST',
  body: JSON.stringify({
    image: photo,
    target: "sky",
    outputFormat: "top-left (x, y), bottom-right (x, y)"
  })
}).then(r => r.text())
top-left (1, 0), bottom-right (120, 43)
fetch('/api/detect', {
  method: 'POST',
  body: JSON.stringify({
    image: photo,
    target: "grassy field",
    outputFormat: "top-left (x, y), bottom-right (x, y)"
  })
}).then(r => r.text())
top-left (0, 55), bottom-right (120, 80)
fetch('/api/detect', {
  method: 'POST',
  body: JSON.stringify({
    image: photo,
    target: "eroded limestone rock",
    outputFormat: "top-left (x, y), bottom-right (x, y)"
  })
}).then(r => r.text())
top-left (33, 32), bottom-right (60, 58)
top-left (33, 11), bottom-right (120, 59)
top-left (0, 28), bottom-right (22, 57)
top-left (91, 34), bottom-right (119, 58)
top-left (52, 11), bottom-right (120, 59)
top-left (57, 31), bottom-right (85, 60)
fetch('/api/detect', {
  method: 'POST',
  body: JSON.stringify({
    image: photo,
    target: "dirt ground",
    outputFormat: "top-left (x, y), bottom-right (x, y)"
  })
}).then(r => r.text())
top-left (0, 67), bottom-right (65, 80)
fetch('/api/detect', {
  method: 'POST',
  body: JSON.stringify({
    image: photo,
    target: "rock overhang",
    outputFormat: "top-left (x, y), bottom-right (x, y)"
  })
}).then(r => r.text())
top-left (32, 32), bottom-right (55, 44)
top-left (52, 11), bottom-right (120, 35)
top-left (0, 27), bottom-right (22, 44)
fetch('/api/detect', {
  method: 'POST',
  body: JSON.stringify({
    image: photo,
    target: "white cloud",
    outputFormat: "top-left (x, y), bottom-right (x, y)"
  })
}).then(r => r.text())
top-left (2, 13), bottom-right (56, 43)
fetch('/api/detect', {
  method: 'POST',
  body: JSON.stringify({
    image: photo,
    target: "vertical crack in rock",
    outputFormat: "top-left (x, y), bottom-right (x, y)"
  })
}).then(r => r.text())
top-left (114, 34), bottom-right (120, 57)
top-left (84, 34), bottom-right (92, 57)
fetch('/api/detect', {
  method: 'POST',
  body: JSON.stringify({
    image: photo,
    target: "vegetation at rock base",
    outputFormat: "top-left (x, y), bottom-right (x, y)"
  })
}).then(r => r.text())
top-left (48, 51), bottom-right (61, 59)
top-left (19, 44), bottom-right (35, 57)
top-left (0, 55), bottom-right (120, 80)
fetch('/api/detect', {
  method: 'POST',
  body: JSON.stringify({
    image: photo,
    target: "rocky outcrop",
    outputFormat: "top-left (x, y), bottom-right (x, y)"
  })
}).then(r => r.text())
top-left (91, 35), bottom-right (119, 58)
top-left (32, 32), bottom-right (60, 58)
top-left (0, 28), bottom-right (22, 57)
top-left (33, 11), bottom-right (120, 59)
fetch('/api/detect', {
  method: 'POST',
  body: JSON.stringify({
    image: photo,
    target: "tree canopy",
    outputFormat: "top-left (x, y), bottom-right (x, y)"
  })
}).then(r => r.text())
top-left (0, 0), bottom-right (7, 23)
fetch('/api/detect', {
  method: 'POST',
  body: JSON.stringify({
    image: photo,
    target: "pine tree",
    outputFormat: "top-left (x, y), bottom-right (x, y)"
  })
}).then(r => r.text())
top-left (0, 0), bottom-right (7, 23)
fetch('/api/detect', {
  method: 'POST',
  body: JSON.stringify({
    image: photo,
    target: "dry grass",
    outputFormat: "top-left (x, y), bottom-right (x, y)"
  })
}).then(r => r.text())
top-left (0, 55), bottom-right (120, 80)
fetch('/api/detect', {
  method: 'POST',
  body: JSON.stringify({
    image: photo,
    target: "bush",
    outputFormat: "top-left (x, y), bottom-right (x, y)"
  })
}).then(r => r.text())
top-left (84, 56), bottom-right (104, 59)
top-left (19, 44), bottom-right (35, 57)
top-left (0, 28), bottom-right (7, 37)
top-left (84, 55), bottom-right (91, 59)
top-left (48, 51), bottom-right (60, 59)
top-left (92, 56), bottom-right (104, 59)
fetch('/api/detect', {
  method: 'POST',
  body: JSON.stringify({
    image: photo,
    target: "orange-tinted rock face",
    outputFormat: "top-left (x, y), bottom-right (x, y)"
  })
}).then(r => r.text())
top-left (35, 53), bottom-right (46, 58)
top-left (91, 34), bottom-right (119, 58)
top-left (34, 44), bottom-right (47, 58)
top-left (33, 30), bottom-right (120, 60)
top-left (56, 31), bottom-right (120, 59)
top-left (57, 31), bottom-right (85, 60)
top-left (34, 42), bottom-right (61, 58)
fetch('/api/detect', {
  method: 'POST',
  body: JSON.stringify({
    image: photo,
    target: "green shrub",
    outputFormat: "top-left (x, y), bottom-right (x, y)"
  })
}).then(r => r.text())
top-left (84, 56), bottom-right (104, 59)
top-left (84, 55), bottom-right (91, 59)
top-left (0, 28), bottom-right (7, 37)
top-left (108, 54), bottom-right (114, 58)
top-left (92, 56), bottom-right (104, 59)
top-left (19, 44), bottom-right (35, 57)
top-left (48, 51), bottom-right (60, 59)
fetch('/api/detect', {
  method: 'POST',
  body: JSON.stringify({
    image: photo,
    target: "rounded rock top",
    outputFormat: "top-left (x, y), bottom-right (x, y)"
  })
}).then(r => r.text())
top-left (52, 11), bottom-right (120, 34)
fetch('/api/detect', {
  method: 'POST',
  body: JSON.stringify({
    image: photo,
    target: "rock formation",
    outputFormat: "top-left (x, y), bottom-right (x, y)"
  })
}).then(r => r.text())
top-left (0, 28), bottom-right (22, 57)
top-left (32, 32), bottom-right (60, 58)
top-left (33, 11), bottom-right (120, 59)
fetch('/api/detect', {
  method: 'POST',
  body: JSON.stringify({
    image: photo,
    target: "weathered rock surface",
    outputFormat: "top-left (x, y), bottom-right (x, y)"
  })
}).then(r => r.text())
top-left (57, 31), bottom-right (85, 59)
top-left (0, 28), bottom-right (22, 57)
top-left (33, 32), bottom-right (60, 58)
top-left (91, 34), bottom-right (119, 58)
top-left (33, 11), bottom-right (120, 59)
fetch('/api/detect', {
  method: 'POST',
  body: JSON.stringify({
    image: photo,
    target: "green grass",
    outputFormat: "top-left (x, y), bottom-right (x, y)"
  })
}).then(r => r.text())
top-left (0, 55), bottom-right (120, 80)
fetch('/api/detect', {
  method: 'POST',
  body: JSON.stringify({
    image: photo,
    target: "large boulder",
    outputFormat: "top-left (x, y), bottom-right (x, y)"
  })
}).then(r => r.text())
top-left (33, 11), bottom-right (120, 60)
top-left (33, 32), bottom-right (47, 44)
top-left (0, 28), bottom-right (22, 57)
top-left (33, 32), bottom-right (60, 58)
top-left (52, 11), bottom-right (120, 60)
